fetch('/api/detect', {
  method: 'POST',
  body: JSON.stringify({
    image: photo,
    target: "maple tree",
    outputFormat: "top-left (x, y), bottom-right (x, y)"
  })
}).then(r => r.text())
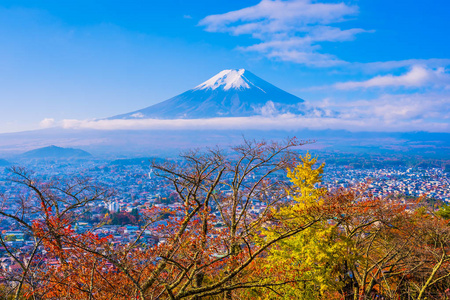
top-left (396, 209), bottom-right (450, 299)
top-left (319, 190), bottom-right (450, 300)
top-left (0, 167), bottom-right (111, 299)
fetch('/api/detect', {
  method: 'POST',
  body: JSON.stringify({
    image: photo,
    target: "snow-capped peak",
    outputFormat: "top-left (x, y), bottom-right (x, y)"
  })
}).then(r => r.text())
top-left (195, 69), bottom-right (251, 91)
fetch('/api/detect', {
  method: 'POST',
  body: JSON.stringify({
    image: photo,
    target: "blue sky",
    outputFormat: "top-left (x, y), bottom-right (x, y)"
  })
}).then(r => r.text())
top-left (0, 0), bottom-right (449, 133)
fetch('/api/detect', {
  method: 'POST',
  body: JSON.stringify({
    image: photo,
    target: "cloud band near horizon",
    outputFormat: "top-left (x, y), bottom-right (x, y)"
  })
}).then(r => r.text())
top-left (54, 114), bottom-right (449, 133)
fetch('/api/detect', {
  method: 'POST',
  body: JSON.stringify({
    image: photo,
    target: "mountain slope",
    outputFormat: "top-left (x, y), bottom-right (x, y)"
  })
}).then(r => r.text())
top-left (111, 69), bottom-right (304, 119)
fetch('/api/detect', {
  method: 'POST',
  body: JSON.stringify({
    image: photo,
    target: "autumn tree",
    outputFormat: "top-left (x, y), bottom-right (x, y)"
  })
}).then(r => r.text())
top-left (122, 138), bottom-right (324, 299)
top-left (318, 190), bottom-right (450, 300)
top-left (395, 209), bottom-right (450, 299)
top-left (243, 153), bottom-right (345, 299)
top-left (2, 138), bottom-right (331, 300)
top-left (248, 154), bottom-right (450, 300)
top-left (0, 167), bottom-right (111, 299)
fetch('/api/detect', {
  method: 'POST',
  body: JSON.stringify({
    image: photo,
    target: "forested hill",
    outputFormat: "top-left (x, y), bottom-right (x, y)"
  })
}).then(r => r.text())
top-left (20, 145), bottom-right (92, 159)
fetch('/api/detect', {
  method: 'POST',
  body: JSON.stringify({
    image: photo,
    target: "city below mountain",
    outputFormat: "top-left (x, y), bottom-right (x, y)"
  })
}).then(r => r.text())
top-left (111, 69), bottom-right (305, 119)
top-left (20, 145), bottom-right (92, 159)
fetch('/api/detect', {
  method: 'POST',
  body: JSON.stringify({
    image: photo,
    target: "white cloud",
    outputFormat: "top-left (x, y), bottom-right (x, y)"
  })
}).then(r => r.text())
top-left (58, 116), bottom-right (449, 133)
top-left (200, 0), bottom-right (358, 35)
top-left (39, 118), bottom-right (55, 128)
top-left (258, 100), bottom-right (277, 116)
top-left (199, 0), bottom-right (370, 67)
top-left (58, 92), bottom-right (450, 134)
top-left (357, 59), bottom-right (450, 73)
top-left (199, 1), bottom-right (450, 71)
top-left (315, 93), bottom-right (450, 122)
top-left (130, 112), bottom-right (145, 118)
top-left (265, 49), bottom-right (346, 67)
top-left (334, 66), bottom-right (450, 89)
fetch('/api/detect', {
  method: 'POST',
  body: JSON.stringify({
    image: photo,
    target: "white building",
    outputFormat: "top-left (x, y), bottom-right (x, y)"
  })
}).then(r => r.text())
top-left (108, 201), bottom-right (120, 213)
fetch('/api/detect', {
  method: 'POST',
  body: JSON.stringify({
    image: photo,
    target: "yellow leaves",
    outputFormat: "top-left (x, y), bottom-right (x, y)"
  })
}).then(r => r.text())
top-left (287, 152), bottom-right (326, 208)
top-left (271, 153), bottom-right (326, 230)
top-left (287, 152), bottom-right (323, 186)
top-left (251, 153), bottom-right (345, 299)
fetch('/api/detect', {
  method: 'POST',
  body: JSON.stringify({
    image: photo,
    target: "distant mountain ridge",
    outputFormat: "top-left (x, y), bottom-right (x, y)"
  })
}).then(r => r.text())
top-left (111, 69), bottom-right (304, 119)
top-left (0, 158), bottom-right (10, 166)
top-left (0, 128), bottom-right (448, 158)
top-left (20, 145), bottom-right (92, 159)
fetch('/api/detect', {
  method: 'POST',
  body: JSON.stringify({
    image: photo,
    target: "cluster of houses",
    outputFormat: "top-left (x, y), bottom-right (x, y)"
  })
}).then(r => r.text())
top-left (323, 166), bottom-right (450, 202)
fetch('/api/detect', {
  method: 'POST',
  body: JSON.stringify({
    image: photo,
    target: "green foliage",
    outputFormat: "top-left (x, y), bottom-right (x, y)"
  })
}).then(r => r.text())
top-left (130, 208), bottom-right (140, 222)
top-left (109, 211), bottom-right (139, 225)
top-left (4, 235), bottom-right (16, 242)
top-left (0, 284), bottom-right (16, 299)
top-left (436, 203), bottom-right (450, 220)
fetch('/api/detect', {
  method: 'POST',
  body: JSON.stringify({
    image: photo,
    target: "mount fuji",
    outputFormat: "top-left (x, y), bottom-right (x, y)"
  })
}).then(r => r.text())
top-left (111, 69), bottom-right (305, 119)
top-left (1, 68), bottom-right (448, 158)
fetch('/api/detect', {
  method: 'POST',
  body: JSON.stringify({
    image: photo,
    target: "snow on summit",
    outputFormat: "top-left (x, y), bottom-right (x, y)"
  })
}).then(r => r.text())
top-left (111, 68), bottom-right (305, 119)
top-left (195, 69), bottom-right (251, 91)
